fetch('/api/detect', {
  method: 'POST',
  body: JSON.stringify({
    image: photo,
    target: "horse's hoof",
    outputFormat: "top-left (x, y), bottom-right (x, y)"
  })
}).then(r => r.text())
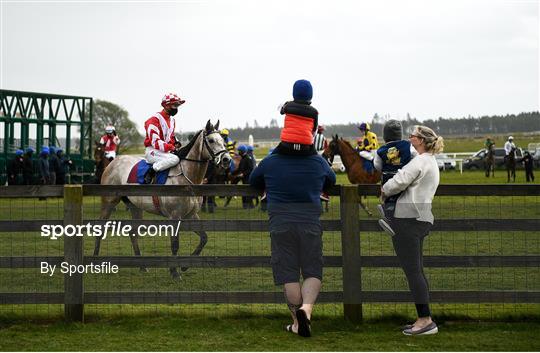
top-left (139, 267), bottom-right (148, 273)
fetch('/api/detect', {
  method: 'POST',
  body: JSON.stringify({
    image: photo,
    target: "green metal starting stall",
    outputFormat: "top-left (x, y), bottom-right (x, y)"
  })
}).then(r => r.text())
top-left (0, 89), bottom-right (94, 185)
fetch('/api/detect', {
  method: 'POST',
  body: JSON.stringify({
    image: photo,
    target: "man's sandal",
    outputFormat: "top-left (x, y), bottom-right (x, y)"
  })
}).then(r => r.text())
top-left (285, 324), bottom-right (297, 334)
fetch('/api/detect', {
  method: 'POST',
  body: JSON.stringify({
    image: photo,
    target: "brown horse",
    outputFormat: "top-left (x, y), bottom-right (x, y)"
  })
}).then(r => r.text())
top-left (485, 144), bottom-right (495, 178)
top-left (94, 142), bottom-right (111, 184)
top-left (506, 147), bottom-right (517, 182)
top-left (323, 135), bottom-right (381, 216)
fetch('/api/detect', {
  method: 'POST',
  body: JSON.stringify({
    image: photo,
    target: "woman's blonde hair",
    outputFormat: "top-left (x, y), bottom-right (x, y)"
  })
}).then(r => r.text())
top-left (413, 125), bottom-right (444, 154)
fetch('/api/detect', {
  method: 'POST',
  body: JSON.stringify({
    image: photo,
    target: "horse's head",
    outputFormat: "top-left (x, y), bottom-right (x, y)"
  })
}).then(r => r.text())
top-left (322, 134), bottom-right (340, 165)
top-left (203, 119), bottom-right (232, 169)
top-left (94, 141), bottom-right (105, 163)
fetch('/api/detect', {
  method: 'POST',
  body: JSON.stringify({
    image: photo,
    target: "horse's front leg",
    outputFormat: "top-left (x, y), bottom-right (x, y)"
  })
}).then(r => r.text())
top-left (181, 213), bottom-right (208, 272)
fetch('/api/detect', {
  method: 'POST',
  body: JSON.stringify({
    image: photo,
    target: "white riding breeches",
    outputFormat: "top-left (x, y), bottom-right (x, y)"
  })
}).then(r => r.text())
top-left (104, 151), bottom-right (116, 159)
top-left (359, 150), bottom-right (375, 161)
top-left (145, 147), bottom-right (180, 172)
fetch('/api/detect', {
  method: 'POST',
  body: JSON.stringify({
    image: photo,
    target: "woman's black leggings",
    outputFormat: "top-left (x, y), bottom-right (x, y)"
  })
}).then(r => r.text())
top-left (391, 217), bottom-right (433, 318)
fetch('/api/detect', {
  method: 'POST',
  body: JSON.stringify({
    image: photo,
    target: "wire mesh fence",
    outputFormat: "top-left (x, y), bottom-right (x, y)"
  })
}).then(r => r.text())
top-left (0, 184), bottom-right (539, 321)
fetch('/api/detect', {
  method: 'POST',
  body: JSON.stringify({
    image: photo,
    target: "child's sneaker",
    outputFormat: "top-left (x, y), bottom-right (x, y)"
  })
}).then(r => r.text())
top-left (320, 192), bottom-right (330, 202)
top-left (377, 204), bottom-right (385, 218)
top-left (378, 218), bottom-right (396, 237)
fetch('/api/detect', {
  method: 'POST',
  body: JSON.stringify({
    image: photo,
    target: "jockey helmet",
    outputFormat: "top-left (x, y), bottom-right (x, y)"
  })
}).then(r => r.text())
top-left (49, 146), bottom-right (56, 154)
top-left (220, 129), bottom-right (230, 136)
top-left (247, 145), bottom-right (254, 152)
top-left (317, 125), bottom-right (325, 133)
top-left (508, 136), bottom-right (514, 141)
top-left (56, 148), bottom-right (63, 154)
top-left (161, 93), bottom-right (186, 108)
top-left (237, 144), bottom-right (248, 153)
top-left (15, 149), bottom-right (23, 156)
top-left (358, 122), bottom-right (371, 131)
top-left (25, 147), bottom-right (35, 154)
top-left (105, 125), bottom-right (115, 133)
top-left (41, 146), bottom-right (50, 155)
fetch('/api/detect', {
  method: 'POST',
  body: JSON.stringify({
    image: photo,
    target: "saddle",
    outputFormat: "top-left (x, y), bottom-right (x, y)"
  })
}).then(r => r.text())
top-left (127, 160), bottom-right (169, 185)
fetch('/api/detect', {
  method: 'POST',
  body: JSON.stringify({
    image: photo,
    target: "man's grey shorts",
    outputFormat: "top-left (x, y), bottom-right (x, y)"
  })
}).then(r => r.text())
top-left (270, 223), bottom-right (323, 285)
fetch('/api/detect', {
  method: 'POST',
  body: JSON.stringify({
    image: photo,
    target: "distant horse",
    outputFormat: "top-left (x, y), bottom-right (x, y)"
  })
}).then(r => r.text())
top-left (323, 135), bottom-right (381, 216)
top-left (484, 145), bottom-right (495, 178)
top-left (94, 142), bottom-right (111, 184)
top-left (96, 120), bottom-right (231, 279)
top-left (506, 147), bottom-right (517, 182)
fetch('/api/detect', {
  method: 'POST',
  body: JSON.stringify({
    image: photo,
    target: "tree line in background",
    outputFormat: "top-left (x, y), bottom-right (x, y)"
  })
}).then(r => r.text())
top-left (90, 100), bottom-right (539, 147)
top-left (224, 111), bottom-right (540, 141)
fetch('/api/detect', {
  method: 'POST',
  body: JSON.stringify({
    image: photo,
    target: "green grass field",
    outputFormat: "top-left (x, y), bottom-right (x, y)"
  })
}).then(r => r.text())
top-left (0, 170), bottom-right (539, 351)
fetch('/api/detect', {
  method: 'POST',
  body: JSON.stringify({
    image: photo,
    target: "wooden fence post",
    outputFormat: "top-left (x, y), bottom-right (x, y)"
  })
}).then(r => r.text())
top-left (64, 185), bottom-right (84, 322)
top-left (340, 185), bottom-right (362, 322)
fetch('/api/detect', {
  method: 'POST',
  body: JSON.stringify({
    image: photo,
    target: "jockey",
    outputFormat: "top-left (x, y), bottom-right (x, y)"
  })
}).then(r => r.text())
top-left (99, 125), bottom-right (120, 160)
top-left (143, 92), bottom-right (185, 183)
top-left (356, 122), bottom-right (379, 161)
top-left (504, 136), bottom-right (516, 158)
top-left (484, 137), bottom-right (494, 151)
top-left (314, 125), bottom-right (327, 154)
top-left (220, 129), bottom-right (236, 157)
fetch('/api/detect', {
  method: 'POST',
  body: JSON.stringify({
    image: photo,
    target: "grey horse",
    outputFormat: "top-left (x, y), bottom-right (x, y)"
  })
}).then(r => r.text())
top-left (95, 120), bottom-right (231, 279)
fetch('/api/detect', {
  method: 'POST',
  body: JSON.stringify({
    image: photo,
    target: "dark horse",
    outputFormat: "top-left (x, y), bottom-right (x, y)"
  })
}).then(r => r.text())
top-left (506, 147), bottom-right (517, 182)
top-left (94, 142), bottom-right (112, 184)
top-left (323, 135), bottom-right (381, 216)
top-left (485, 144), bottom-right (495, 178)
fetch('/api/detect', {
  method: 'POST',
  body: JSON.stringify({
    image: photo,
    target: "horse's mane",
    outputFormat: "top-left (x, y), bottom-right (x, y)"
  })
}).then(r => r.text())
top-left (339, 138), bottom-right (358, 155)
top-left (175, 130), bottom-right (202, 160)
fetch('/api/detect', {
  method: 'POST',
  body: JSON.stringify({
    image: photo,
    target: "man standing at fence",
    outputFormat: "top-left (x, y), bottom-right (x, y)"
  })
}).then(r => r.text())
top-left (250, 79), bottom-right (336, 338)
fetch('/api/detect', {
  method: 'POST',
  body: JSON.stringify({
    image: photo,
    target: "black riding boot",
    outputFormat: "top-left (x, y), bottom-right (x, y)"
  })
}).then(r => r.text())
top-left (144, 168), bottom-right (156, 184)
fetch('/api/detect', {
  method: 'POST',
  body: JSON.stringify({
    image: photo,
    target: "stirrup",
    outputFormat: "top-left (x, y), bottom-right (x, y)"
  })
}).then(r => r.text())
top-left (144, 169), bottom-right (156, 184)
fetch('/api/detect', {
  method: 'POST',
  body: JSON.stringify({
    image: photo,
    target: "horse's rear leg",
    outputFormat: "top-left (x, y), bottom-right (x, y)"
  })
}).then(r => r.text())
top-left (124, 198), bottom-right (147, 273)
top-left (94, 196), bottom-right (121, 256)
top-left (181, 213), bottom-right (208, 272)
top-left (169, 231), bottom-right (181, 280)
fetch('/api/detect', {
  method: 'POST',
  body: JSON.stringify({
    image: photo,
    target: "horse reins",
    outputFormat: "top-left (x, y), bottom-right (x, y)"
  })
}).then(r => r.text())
top-left (169, 129), bottom-right (228, 184)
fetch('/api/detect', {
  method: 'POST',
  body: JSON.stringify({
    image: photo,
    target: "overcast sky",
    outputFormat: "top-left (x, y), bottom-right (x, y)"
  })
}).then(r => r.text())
top-left (1, 0), bottom-right (538, 135)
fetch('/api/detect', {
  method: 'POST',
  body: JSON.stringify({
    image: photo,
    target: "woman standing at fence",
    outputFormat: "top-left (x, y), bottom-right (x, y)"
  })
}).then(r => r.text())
top-left (381, 125), bottom-right (444, 336)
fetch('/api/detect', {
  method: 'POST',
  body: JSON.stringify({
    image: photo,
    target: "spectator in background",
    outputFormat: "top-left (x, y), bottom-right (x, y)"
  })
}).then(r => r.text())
top-left (250, 79), bottom-right (336, 338)
top-left (22, 147), bottom-right (35, 185)
top-left (7, 149), bottom-right (24, 185)
top-left (313, 125), bottom-right (327, 154)
top-left (246, 145), bottom-right (257, 175)
top-left (522, 151), bottom-right (535, 182)
top-left (56, 149), bottom-right (72, 185)
top-left (233, 144), bottom-right (256, 209)
top-left (38, 146), bottom-right (50, 185)
top-left (48, 146), bottom-right (59, 185)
